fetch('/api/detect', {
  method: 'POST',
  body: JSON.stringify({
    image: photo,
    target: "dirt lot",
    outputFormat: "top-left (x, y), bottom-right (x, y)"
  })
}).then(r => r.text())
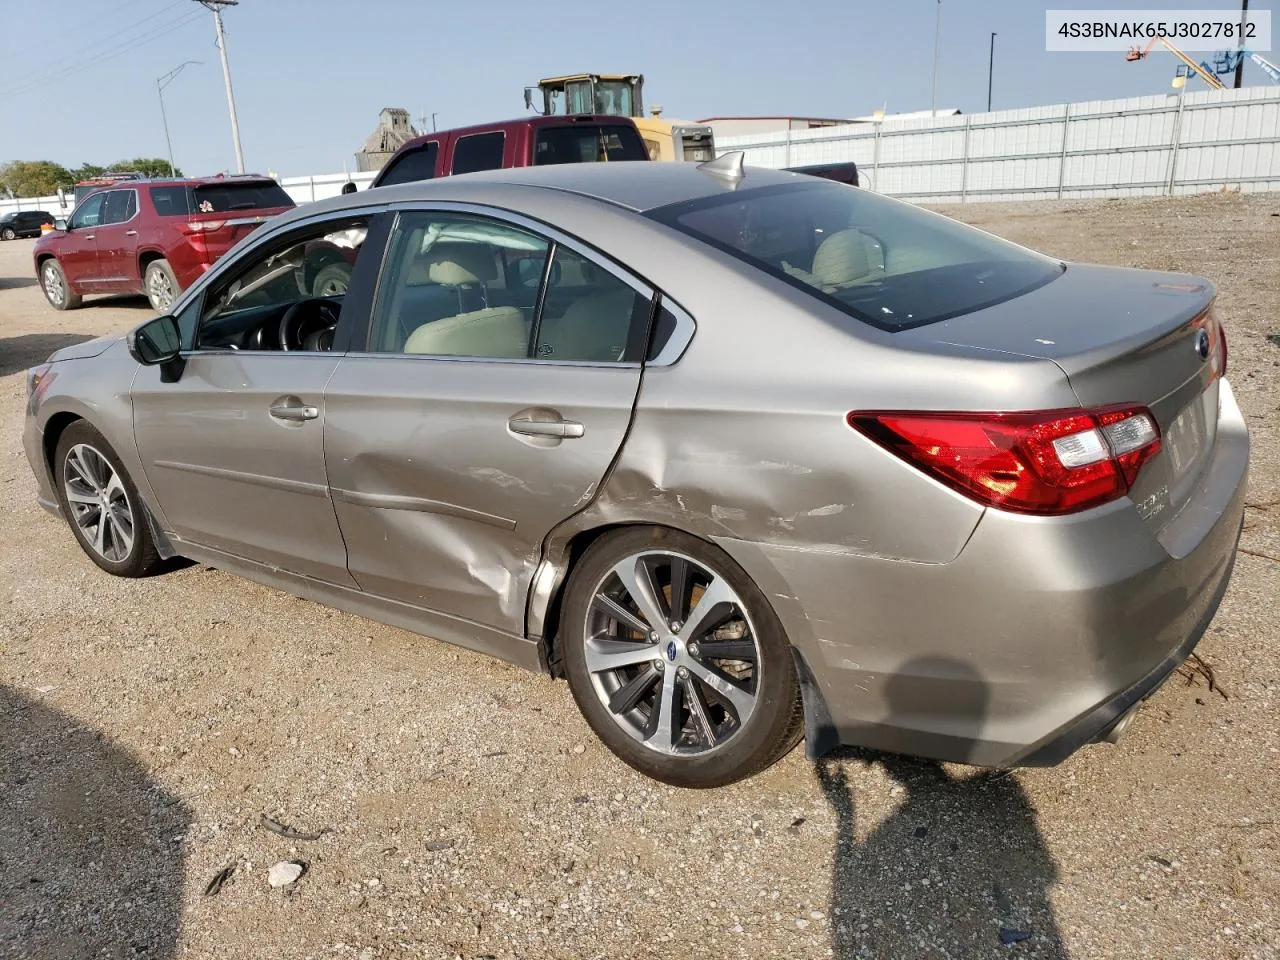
top-left (1, 193), bottom-right (1278, 960)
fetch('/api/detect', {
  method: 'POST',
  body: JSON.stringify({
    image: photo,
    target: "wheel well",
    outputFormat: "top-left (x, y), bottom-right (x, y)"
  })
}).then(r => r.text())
top-left (35, 252), bottom-right (56, 268)
top-left (138, 249), bottom-right (165, 275)
top-left (42, 412), bottom-right (83, 476)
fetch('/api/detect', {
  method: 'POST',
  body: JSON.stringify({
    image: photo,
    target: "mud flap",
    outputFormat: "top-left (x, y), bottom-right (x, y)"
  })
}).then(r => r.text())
top-left (791, 647), bottom-right (840, 759)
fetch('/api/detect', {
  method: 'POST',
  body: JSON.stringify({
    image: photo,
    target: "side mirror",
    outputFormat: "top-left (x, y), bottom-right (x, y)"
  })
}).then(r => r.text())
top-left (127, 315), bottom-right (185, 382)
top-left (55, 218), bottom-right (68, 231)
top-left (341, 181), bottom-right (357, 195)
top-left (524, 88), bottom-right (534, 111)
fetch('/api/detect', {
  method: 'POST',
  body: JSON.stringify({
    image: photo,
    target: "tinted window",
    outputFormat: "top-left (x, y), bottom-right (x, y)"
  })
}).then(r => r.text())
top-left (102, 190), bottom-right (137, 224)
top-left (375, 142), bottom-right (440, 187)
top-left (451, 132), bottom-right (506, 175)
top-left (149, 186), bottom-right (192, 216)
top-left (533, 124), bottom-right (647, 165)
top-left (191, 181), bottom-right (294, 213)
top-left (533, 245), bottom-right (650, 362)
top-left (648, 181), bottom-right (1063, 332)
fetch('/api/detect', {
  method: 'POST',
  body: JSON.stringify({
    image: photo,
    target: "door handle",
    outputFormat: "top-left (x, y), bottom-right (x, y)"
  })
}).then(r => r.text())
top-left (508, 416), bottom-right (585, 438)
top-left (84, 234), bottom-right (96, 240)
top-left (269, 402), bottom-right (319, 422)
top-left (125, 230), bottom-right (137, 236)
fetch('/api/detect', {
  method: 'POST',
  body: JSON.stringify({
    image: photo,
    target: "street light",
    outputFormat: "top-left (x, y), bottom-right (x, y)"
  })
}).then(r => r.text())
top-left (931, 0), bottom-right (942, 117)
top-left (157, 60), bottom-right (202, 178)
top-left (988, 32), bottom-right (997, 112)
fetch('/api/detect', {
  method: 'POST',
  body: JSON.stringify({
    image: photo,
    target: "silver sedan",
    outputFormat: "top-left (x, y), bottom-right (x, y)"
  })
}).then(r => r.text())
top-left (22, 157), bottom-right (1249, 787)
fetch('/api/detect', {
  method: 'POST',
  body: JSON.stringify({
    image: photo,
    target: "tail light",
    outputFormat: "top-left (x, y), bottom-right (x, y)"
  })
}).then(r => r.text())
top-left (847, 405), bottom-right (1162, 516)
top-left (182, 220), bottom-right (226, 234)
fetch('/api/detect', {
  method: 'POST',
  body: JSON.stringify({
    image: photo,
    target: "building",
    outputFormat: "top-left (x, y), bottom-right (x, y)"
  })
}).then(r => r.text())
top-left (354, 107), bottom-right (419, 173)
top-left (699, 110), bottom-right (964, 141)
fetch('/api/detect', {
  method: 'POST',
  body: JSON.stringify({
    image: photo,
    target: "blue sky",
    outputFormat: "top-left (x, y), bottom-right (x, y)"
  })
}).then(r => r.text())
top-left (0, 0), bottom-right (1274, 179)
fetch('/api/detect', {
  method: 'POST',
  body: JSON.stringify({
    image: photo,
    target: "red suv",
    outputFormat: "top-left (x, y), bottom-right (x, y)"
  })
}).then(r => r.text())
top-left (34, 174), bottom-right (295, 313)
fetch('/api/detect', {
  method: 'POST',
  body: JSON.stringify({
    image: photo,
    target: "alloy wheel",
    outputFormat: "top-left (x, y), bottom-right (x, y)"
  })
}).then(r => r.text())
top-left (147, 268), bottom-right (175, 310)
top-left (582, 550), bottom-right (761, 757)
top-left (62, 443), bottom-right (135, 563)
top-left (42, 263), bottom-right (65, 306)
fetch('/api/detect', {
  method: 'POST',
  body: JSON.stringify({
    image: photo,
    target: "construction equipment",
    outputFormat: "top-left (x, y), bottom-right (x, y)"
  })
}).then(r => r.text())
top-left (524, 73), bottom-right (715, 163)
top-left (1125, 38), bottom-right (1225, 88)
top-left (1203, 49), bottom-right (1280, 85)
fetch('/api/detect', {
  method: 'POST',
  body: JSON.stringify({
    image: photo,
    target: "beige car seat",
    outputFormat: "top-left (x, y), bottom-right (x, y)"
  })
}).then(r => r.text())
top-left (402, 244), bottom-right (526, 357)
top-left (536, 286), bottom-right (636, 362)
top-left (781, 229), bottom-right (883, 293)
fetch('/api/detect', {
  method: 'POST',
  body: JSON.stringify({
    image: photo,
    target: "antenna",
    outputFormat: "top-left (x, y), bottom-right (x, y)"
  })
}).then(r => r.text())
top-left (696, 151), bottom-right (746, 186)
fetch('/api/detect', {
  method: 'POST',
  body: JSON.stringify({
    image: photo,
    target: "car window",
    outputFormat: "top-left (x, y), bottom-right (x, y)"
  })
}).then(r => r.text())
top-left (102, 190), bottom-right (136, 225)
top-left (195, 216), bottom-right (371, 352)
top-left (368, 212), bottom-right (548, 357)
top-left (532, 245), bottom-right (651, 362)
top-left (191, 181), bottom-right (294, 213)
top-left (533, 124), bottom-right (647, 165)
top-left (648, 180), bottom-right (1063, 332)
top-left (369, 211), bottom-right (651, 362)
top-left (149, 186), bottom-right (191, 216)
top-left (451, 132), bottom-right (505, 175)
top-left (70, 192), bottom-right (107, 230)
top-left (376, 142), bottom-right (439, 187)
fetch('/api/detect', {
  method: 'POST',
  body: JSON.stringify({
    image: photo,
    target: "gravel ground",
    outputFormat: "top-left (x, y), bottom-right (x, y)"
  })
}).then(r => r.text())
top-left (1, 192), bottom-right (1278, 960)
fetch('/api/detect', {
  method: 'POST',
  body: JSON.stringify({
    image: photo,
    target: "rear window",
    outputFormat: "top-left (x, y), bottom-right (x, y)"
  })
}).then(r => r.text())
top-left (533, 124), bottom-right (648, 165)
top-left (191, 181), bottom-right (294, 214)
top-left (451, 132), bottom-right (506, 175)
top-left (376, 141), bottom-right (440, 187)
top-left (647, 181), bottom-right (1062, 331)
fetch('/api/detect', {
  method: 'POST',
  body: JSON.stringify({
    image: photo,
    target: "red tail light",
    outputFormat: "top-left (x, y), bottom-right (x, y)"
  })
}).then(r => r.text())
top-left (182, 220), bottom-right (226, 233)
top-left (847, 406), bottom-right (1162, 516)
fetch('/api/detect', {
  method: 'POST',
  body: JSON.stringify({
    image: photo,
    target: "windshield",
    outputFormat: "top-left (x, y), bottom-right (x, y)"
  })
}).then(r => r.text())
top-left (594, 80), bottom-right (635, 116)
top-left (648, 181), bottom-right (1063, 331)
top-left (533, 124), bottom-right (648, 165)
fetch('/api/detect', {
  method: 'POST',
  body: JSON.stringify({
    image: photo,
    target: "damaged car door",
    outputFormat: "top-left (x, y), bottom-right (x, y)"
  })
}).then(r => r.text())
top-left (323, 207), bottom-right (654, 637)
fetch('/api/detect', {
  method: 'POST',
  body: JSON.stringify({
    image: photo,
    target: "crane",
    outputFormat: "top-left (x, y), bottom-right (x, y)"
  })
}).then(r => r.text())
top-left (1125, 37), bottom-right (1225, 88)
top-left (1203, 49), bottom-right (1280, 84)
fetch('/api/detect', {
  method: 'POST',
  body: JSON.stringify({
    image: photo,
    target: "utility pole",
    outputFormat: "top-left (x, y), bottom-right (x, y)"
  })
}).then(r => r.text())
top-left (1234, 0), bottom-right (1249, 88)
top-left (197, 0), bottom-right (245, 173)
top-left (987, 32), bottom-right (996, 112)
top-left (157, 61), bottom-right (201, 177)
top-left (931, 0), bottom-right (942, 117)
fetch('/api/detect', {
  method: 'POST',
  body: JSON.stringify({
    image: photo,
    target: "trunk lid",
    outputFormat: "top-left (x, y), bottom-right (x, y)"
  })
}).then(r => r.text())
top-left (902, 262), bottom-right (1224, 533)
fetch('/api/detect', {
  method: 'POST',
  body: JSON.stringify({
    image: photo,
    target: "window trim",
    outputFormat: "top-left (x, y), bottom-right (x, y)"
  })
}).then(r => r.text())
top-left (357, 200), bottom-right (664, 368)
top-left (449, 130), bottom-right (507, 176)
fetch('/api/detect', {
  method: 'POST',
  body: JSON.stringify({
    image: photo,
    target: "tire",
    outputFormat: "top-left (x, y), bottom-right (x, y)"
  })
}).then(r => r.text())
top-left (53, 421), bottom-right (163, 578)
top-left (1, 227), bottom-right (15, 241)
top-left (560, 526), bottom-right (804, 788)
top-left (144, 259), bottom-right (180, 313)
top-left (40, 259), bottom-right (81, 310)
top-left (311, 262), bottom-right (351, 297)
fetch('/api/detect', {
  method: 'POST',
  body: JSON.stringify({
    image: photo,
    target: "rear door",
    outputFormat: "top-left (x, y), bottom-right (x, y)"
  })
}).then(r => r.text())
top-left (94, 189), bottom-right (141, 290)
top-left (322, 204), bottom-right (653, 635)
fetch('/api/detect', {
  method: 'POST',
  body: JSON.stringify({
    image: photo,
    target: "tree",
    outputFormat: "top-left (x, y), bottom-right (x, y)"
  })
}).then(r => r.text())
top-left (70, 163), bottom-right (105, 182)
top-left (0, 160), bottom-right (74, 198)
top-left (109, 157), bottom-right (183, 178)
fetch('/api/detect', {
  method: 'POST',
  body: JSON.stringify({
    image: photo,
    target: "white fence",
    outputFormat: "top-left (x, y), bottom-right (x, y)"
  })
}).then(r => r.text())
top-left (4, 85), bottom-right (1277, 220)
top-left (716, 85), bottom-right (1280, 202)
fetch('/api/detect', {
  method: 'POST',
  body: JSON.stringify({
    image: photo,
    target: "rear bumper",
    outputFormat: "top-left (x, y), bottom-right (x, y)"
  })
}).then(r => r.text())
top-left (718, 379), bottom-right (1250, 768)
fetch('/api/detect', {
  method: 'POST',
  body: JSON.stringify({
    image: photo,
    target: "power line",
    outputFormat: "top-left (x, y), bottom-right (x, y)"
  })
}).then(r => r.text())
top-left (0, 9), bottom-right (203, 99)
top-left (6, 1), bottom-right (187, 94)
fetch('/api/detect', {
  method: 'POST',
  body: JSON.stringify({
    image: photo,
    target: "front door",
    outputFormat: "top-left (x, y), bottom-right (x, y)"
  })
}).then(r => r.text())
top-left (59, 192), bottom-right (108, 288)
top-left (323, 208), bottom-right (653, 635)
top-left (131, 211), bottom-right (387, 586)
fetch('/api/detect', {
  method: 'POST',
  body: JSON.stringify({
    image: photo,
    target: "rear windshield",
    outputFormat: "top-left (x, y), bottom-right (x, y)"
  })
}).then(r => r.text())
top-left (191, 181), bottom-right (294, 213)
top-left (533, 124), bottom-right (648, 165)
top-left (647, 181), bottom-right (1062, 331)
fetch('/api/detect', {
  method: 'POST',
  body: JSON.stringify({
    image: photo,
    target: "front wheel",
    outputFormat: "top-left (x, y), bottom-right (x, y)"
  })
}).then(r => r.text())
top-left (53, 421), bottom-right (163, 578)
top-left (560, 526), bottom-right (803, 788)
top-left (1, 227), bottom-right (15, 241)
top-left (144, 259), bottom-right (180, 313)
top-left (40, 259), bottom-right (81, 310)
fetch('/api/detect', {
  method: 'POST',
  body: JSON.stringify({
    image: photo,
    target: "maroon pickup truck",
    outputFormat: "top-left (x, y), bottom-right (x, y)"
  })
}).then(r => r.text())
top-left (345, 114), bottom-right (649, 192)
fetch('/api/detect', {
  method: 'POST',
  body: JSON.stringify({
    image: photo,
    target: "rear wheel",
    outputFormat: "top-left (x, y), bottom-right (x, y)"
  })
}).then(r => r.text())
top-left (144, 259), bottom-right (180, 313)
top-left (53, 421), bottom-right (162, 578)
top-left (560, 526), bottom-right (803, 788)
top-left (40, 259), bottom-right (81, 310)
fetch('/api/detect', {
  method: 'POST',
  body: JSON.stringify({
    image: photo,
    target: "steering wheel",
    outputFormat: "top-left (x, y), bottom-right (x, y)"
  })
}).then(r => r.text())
top-left (279, 298), bottom-right (341, 351)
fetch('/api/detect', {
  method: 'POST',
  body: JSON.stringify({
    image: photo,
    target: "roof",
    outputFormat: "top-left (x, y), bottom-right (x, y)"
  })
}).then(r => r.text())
top-left (300, 160), bottom-right (812, 224)
top-left (539, 73), bottom-right (641, 84)
top-left (697, 115), bottom-right (854, 124)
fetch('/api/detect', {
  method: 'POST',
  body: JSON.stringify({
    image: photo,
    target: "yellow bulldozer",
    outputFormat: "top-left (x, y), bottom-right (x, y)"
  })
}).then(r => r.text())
top-left (524, 73), bottom-right (715, 163)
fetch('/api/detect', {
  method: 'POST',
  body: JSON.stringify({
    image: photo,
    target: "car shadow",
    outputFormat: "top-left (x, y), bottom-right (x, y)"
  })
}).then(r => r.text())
top-left (815, 657), bottom-right (1069, 958)
top-left (83, 294), bottom-right (153, 312)
top-left (0, 277), bottom-right (38, 291)
top-left (0, 684), bottom-right (190, 958)
top-left (0, 333), bottom-right (95, 378)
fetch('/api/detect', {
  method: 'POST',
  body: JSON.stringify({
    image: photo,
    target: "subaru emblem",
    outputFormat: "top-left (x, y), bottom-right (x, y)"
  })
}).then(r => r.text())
top-left (1194, 328), bottom-right (1211, 360)
top-left (665, 640), bottom-right (678, 662)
